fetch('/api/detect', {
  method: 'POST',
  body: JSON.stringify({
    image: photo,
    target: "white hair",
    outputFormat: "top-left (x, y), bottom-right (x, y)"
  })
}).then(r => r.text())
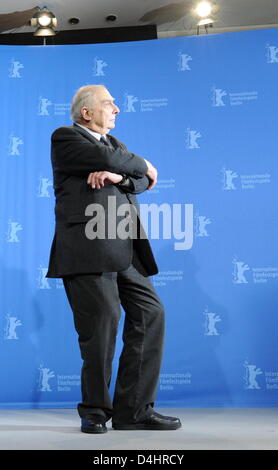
top-left (70, 85), bottom-right (105, 122)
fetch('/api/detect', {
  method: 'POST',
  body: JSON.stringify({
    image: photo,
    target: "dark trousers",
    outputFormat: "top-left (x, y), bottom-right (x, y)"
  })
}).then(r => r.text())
top-left (62, 251), bottom-right (165, 424)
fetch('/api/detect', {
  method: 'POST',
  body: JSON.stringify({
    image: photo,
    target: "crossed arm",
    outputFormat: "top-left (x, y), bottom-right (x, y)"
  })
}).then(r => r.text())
top-left (87, 159), bottom-right (157, 194)
top-left (52, 127), bottom-right (158, 194)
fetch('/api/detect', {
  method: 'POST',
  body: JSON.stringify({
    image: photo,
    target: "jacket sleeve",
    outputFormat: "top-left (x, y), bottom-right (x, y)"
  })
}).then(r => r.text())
top-left (51, 127), bottom-right (148, 178)
top-left (109, 136), bottom-right (151, 194)
top-left (119, 176), bottom-right (150, 194)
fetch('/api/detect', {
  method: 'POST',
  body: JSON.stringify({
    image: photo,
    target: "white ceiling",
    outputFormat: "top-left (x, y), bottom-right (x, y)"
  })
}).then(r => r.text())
top-left (0, 0), bottom-right (278, 37)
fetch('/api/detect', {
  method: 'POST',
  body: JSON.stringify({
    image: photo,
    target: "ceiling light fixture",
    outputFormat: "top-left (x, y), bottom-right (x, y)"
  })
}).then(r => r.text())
top-left (31, 6), bottom-right (57, 37)
top-left (106, 14), bottom-right (118, 22)
top-left (195, 1), bottom-right (213, 18)
top-left (68, 17), bottom-right (80, 25)
top-left (194, 1), bottom-right (216, 34)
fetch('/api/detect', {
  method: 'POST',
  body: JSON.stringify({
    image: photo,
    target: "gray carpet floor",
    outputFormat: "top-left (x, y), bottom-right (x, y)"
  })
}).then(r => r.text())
top-left (0, 407), bottom-right (277, 450)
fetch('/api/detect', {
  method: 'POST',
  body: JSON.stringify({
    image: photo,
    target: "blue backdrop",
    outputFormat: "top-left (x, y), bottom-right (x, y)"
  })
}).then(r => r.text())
top-left (1, 28), bottom-right (278, 409)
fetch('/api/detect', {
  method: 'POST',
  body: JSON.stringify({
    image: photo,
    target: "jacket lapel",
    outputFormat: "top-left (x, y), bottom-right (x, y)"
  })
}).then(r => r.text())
top-left (73, 123), bottom-right (122, 150)
top-left (72, 123), bottom-right (100, 145)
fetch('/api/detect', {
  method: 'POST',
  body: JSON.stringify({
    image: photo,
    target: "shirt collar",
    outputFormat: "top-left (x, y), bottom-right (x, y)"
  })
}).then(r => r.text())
top-left (75, 123), bottom-right (107, 141)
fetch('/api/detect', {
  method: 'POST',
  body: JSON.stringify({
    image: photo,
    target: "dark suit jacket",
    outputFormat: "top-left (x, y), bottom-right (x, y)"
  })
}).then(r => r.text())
top-left (46, 124), bottom-right (158, 278)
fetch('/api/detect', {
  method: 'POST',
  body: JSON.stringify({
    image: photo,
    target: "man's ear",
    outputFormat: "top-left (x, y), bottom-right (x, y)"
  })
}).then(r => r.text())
top-left (80, 107), bottom-right (91, 122)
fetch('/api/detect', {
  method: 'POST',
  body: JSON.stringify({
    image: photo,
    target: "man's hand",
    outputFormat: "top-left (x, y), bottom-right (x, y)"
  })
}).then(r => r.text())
top-left (144, 159), bottom-right (158, 190)
top-left (87, 171), bottom-right (123, 189)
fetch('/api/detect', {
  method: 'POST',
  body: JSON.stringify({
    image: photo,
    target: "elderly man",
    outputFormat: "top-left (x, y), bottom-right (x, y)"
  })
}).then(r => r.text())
top-left (47, 85), bottom-right (181, 433)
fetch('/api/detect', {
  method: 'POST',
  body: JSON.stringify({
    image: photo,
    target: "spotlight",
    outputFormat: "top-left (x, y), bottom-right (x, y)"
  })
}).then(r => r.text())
top-left (195, 1), bottom-right (212, 18)
top-left (194, 1), bottom-right (216, 33)
top-left (198, 18), bottom-right (213, 26)
top-left (31, 6), bottom-right (57, 36)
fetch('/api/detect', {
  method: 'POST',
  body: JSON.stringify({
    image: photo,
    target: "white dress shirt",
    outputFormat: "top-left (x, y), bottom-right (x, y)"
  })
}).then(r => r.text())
top-left (75, 123), bottom-right (107, 142)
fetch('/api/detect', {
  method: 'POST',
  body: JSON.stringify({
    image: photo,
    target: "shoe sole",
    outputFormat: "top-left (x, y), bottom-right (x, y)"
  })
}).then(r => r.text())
top-left (113, 423), bottom-right (181, 431)
top-left (81, 427), bottom-right (107, 434)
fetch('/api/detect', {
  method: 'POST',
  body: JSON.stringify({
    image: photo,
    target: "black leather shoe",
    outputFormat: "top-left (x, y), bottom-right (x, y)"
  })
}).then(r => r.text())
top-left (112, 411), bottom-right (181, 430)
top-left (81, 417), bottom-right (107, 434)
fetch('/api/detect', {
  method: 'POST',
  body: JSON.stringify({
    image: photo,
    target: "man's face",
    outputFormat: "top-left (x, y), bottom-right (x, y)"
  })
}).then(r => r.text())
top-left (84, 87), bottom-right (120, 134)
